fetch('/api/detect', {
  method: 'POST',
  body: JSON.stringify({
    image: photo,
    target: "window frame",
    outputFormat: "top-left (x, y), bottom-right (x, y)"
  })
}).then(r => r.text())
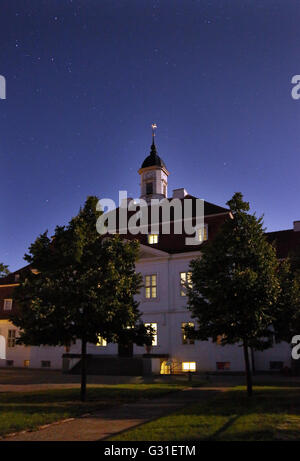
top-left (197, 224), bottom-right (208, 243)
top-left (182, 362), bottom-right (196, 372)
top-left (148, 234), bottom-right (159, 244)
top-left (3, 299), bottom-right (13, 311)
top-left (180, 272), bottom-right (192, 297)
top-left (146, 182), bottom-right (153, 195)
top-left (144, 274), bottom-right (157, 300)
top-left (144, 322), bottom-right (158, 346)
top-left (181, 322), bottom-right (195, 345)
top-left (7, 330), bottom-right (16, 348)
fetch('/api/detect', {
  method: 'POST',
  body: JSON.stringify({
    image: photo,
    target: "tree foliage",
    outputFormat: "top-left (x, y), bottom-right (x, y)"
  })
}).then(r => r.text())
top-left (12, 196), bottom-right (151, 399)
top-left (187, 192), bottom-right (281, 395)
top-left (0, 263), bottom-right (9, 278)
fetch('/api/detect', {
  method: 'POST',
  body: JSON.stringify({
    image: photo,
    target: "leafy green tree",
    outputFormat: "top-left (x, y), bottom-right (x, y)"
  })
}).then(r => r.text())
top-left (12, 196), bottom-right (151, 401)
top-left (187, 192), bottom-right (280, 396)
top-left (0, 263), bottom-right (9, 278)
top-left (272, 258), bottom-right (300, 343)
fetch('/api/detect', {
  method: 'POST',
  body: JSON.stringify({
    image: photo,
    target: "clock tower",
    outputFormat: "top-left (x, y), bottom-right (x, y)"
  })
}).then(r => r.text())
top-left (138, 125), bottom-right (170, 202)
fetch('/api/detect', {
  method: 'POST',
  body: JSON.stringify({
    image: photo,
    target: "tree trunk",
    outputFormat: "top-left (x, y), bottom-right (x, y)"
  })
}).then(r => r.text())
top-left (250, 347), bottom-right (256, 375)
top-left (80, 337), bottom-right (87, 402)
top-left (243, 340), bottom-right (253, 397)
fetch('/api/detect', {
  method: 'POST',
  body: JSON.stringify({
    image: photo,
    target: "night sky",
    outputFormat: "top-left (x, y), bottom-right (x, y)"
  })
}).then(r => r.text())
top-left (1, 0), bottom-right (300, 271)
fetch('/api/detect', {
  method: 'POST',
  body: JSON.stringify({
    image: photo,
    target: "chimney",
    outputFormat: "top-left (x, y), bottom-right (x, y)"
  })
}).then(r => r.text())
top-left (294, 221), bottom-right (300, 232)
top-left (172, 188), bottom-right (188, 199)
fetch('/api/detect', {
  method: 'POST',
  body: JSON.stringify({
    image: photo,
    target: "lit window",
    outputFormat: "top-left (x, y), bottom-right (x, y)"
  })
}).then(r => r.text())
top-left (3, 299), bottom-right (13, 311)
top-left (145, 275), bottom-right (157, 299)
top-left (148, 234), bottom-right (158, 244)
top-left (24, 360), bottom-right (30, 368)
top-left (96, 335), bottom-right (107, 347)
top-left (180, 272), bottom-right (192, 296)
top-left (197, 225), bottom-right (208, 243)
top-left (7, 330), bottom-right (16, 348)
top-left (145, 323), bottom-right (158, 346)
top-left (182, 362), bottom-right (196, 372)
top-left (181, 322), bottom-right (195, 345)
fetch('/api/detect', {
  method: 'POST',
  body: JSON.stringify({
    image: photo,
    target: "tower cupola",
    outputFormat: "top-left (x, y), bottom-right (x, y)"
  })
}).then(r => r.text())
top-left (138, 124), bottom-right (169, 202)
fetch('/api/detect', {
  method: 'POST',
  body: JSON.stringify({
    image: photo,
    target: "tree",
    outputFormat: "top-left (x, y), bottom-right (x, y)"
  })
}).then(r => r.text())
top-left (0, 263), bottom-right (9, 278)
top-left (187, 192), bottom-right (280, 396)
top-left (12, 196), bottom-right (152, 401)
top-left (272, 259), bottom-right (300, 343)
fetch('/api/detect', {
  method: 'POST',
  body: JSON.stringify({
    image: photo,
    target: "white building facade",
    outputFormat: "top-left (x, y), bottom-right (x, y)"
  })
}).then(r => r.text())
top-left (0, 136), bottom-right (295, 374)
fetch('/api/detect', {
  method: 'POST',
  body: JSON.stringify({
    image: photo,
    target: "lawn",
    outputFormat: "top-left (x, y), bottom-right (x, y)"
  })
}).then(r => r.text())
top-left (0, 383), bottom-right (185, 437)
top-left (111, 385), bottom-right (300, 441)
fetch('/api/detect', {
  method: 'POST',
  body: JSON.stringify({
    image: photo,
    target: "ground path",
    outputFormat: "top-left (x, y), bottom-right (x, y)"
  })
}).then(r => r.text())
top-left (2, 387), bottom-right (219, 441)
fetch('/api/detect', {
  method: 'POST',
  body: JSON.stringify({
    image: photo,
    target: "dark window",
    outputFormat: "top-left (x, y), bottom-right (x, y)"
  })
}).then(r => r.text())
top-left (270, 361), bottom-right (283, 370)
top-left (216, 361), bottom-right (230, 370)
top-left (41, 360), bottom-right (51, 368)
top-left (6, 360), bottom-right (13, 367)
top-left (146, 182), bottom-right (153, 195)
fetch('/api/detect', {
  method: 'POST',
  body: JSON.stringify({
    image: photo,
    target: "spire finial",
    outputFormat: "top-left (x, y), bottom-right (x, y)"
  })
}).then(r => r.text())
top-left (151, 123), bottom-right (157, 143)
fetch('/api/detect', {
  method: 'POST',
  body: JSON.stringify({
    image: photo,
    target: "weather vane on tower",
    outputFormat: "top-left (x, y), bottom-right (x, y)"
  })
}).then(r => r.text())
top-left (151, 123), bottom-right (157, 140)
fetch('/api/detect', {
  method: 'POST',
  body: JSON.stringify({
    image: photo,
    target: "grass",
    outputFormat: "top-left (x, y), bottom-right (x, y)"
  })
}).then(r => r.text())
top-left (0, 383), bottom-right (185, 437)
top-left (110, 385), bottom-right (300, 441)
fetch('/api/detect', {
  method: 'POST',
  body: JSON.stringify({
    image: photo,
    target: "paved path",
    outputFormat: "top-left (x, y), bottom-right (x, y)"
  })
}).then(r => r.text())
top-left (2, 387), bottom-right (219, 441)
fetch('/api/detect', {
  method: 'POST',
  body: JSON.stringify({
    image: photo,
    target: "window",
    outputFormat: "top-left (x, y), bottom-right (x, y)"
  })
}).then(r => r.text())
top-left (181, 322), bottom-right (195, 345)
top-left (270, 361), bottom-right (283, 370)
top-left (6, 360), bottom-right (14, 367)
top-left (216, 362), bottom-right (230, 370)
top-left (24, 360), bottom-right (30, 368)
top-left (7, 330), bottom-right (16, 348)
top-left (160, 360), bottom-right (171, 375)
top-left (15, 274), bottom-right (20, 282)
top-left (145, 275), bottom-right (157, 299)
top-left (148, 234), bottom-right (158, 244)
top-left (3, 299), bottom-right (13, 311)
top-left (96, 335), bottom-right (107, 347)
top-left (180, 272), bottom-right (192, 296)
top-left (41, 361), bottom-right (51, 368)
top-left (163, 184), bottom-right (167, 196)
top-left (146, 182), bottom-right (153, 195)
top-left (182, 362), bottom-right (196, 372)
top-left (197, 225), bottom-right (208, 243)
top-left (145, 323), bottom-right (157, 346)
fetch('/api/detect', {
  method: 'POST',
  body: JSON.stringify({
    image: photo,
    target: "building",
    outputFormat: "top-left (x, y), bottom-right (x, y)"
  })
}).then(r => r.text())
top-left (0, 135), bottom-right (299, 374)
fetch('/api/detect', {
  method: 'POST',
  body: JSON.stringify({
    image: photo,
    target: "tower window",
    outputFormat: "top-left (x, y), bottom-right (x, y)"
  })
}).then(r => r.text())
top-left (146, 182), bottom-right (153, 195)
top-left (148, 234), bottom-right (158, 244)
